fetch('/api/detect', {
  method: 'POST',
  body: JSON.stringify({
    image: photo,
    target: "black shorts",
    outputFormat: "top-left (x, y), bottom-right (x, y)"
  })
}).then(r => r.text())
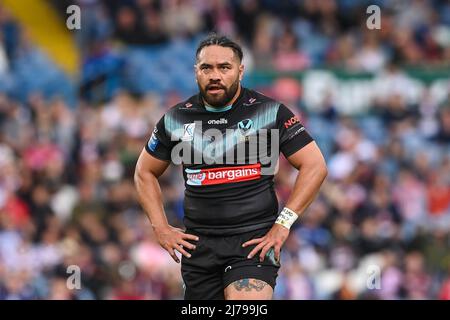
top-left (181, 227), bottom-right (280, 300)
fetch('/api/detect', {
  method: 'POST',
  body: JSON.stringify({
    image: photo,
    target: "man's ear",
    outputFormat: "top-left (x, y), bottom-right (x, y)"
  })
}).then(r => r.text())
top-left (194, 64), bottom-right (198, 82)
top-left (239, 64), bottom-right (244, 81)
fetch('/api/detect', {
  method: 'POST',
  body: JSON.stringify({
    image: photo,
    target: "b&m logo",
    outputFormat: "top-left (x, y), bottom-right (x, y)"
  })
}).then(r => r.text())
top-left (185, 164), bottom-right (261, 186)
top-left (185, 169), bottom-right (206, 185)
top-left (284, 116), bottom-right (300, 128)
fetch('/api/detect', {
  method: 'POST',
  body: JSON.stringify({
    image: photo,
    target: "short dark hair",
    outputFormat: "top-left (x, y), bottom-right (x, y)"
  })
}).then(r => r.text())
top-left (196, 33), bottom-right (243, 62)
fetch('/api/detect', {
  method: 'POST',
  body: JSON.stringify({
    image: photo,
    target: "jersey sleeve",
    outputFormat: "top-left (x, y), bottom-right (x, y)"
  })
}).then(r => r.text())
top-left (144, 115), bottom-right (174, 161)
top-left (276, 104), bottom-right (314, 158)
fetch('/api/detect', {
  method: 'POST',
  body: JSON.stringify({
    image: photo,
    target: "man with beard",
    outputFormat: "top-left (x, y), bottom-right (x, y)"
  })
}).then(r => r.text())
top-left (134, 34), bottom-right (328, 300)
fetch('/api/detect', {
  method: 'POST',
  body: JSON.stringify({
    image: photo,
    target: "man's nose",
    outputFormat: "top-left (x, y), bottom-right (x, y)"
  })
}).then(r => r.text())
top-left (209, 68), bottom-right (221, 81)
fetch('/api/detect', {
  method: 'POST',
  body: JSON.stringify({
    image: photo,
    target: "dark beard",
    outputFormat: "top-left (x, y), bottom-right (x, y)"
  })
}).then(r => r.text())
top-left (199, 79), bottom-right (240, 108)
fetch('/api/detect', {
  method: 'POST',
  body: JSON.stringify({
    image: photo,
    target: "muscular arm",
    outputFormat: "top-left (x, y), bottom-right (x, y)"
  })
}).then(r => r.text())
top-left (134, 149), bottom-right (198, 263)
top-left (284, 141), bottom-right (328, 215)
top-left (243, 141), bottom-right (327, 262)
top-left (134, 149), bottom-right (170, 229)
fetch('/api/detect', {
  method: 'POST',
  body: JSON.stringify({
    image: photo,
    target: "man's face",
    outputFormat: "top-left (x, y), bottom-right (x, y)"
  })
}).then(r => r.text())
top-left (195, 45), bottom-right (244, 108)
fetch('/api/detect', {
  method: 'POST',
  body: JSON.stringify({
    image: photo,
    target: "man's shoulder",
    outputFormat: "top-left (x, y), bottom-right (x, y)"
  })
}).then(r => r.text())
top-left (241, 88), bottom-right (281, 108)
top-left (165, 94), bottom-right (201, 116)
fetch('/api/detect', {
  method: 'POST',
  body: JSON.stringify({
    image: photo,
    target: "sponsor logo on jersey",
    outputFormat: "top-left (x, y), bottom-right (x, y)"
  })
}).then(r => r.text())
top-left (287, 126), bottom-right (305, 140)
top-left (237, 119), bottom-right (254, 142)
top-left (243, 97), bottom-right (260, 106)
top-left (182, 123), bottom-right (195, 141)
top-left (284, 116), bottom-right (300, 128)
top-left (237, 119), bottom-right (253, 134)
top-left (148, 127), bottom-right (159, 151)
top-left (207, 118), bottom-right (228, 125)
top-left (185, 163), bottom-right (261, 186)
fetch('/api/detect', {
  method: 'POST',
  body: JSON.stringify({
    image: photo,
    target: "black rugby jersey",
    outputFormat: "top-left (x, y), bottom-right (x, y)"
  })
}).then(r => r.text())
top-left (145, 87), bottom-right (313, 235)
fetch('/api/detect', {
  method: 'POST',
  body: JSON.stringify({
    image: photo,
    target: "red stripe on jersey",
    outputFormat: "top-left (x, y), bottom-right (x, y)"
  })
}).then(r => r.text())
top-left (186, 163), bottom-right (261, 186)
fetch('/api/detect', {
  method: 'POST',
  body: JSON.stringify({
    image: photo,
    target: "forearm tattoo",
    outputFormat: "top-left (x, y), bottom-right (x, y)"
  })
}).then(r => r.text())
top-left (232, 279), bottom-right (268, 292)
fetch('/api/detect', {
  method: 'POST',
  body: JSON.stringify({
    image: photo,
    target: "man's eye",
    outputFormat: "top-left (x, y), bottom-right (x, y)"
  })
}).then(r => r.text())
top-left (201, 66), bottom-right (210, 70)
top-left (221, 66), bottom-right (230, 69)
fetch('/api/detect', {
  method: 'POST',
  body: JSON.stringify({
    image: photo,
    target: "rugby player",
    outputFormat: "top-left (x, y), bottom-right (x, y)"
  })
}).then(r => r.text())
top-left (134, 34), bottom-right (327, 300)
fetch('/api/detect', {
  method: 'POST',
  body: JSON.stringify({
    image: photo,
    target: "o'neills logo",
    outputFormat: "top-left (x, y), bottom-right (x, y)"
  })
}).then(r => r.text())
top-left (185, 163), bottom-right (261, 186)
top-left (208, 118), bottom-right (228, 125)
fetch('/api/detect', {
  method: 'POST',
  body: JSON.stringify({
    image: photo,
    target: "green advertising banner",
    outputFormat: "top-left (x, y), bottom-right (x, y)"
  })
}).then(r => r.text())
top-left (245, 68), bottom-right (450, 115)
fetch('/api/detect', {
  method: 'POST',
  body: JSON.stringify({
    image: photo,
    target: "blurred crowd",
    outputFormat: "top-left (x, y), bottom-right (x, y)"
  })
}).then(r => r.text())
top-left (69, 0), bottom-right (450, 69)
top-left (54, 0), bottom-right (450, 101)
top-left (0, 0), bottom-right (450, 300)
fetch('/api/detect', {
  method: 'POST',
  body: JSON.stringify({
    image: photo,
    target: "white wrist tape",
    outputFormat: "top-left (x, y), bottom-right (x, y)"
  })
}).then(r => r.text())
top-left (275, 207), bottom-right (299, 230)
